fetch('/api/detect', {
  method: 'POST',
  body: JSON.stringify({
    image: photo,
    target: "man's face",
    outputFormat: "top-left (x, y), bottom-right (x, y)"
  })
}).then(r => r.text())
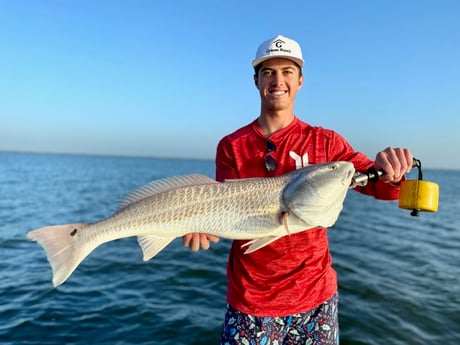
top-left (255, 58), bottom-right (304, 113)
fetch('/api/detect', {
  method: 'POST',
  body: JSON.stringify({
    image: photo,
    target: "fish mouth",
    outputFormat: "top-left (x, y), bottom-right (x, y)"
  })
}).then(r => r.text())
top-left (343, 168), bottom-right (355, 185)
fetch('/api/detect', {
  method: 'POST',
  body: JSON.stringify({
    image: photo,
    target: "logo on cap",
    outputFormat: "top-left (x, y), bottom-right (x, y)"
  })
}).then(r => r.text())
top-left (274, 39), bottom-right (284, 48)
top-left (266, 38), bottom-right (292, 54)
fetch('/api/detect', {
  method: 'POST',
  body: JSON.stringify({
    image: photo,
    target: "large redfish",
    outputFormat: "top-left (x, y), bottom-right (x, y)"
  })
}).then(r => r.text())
top-left (27, 161), bottom-right (354, 287)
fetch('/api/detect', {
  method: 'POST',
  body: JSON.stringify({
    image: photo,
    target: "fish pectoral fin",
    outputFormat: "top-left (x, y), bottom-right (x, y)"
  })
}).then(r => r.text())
top-left (242, 236), bottom-right (283, 254)
top-left (137, 235), bottom-right (175, 261)
top-left (280, 212), bottom-right (290, 234)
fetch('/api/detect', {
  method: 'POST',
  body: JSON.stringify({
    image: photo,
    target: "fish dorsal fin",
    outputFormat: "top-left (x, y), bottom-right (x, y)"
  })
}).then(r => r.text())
top-left (224, 177), bottom-right (266, 183)
top-left (118, 174), bottom-right (216, 211)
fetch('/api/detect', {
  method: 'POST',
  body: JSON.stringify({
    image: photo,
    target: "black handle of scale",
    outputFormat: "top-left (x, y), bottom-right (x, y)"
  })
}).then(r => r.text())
top-left (353, 158), bottom-right (422, 186)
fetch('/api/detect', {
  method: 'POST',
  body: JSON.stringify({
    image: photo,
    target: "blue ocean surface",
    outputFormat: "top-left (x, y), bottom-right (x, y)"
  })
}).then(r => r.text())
top-left (0, 152), bottom-right (459, 344)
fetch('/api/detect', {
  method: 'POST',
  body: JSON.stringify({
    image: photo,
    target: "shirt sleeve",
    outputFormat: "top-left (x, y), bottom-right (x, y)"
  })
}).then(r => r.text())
top-left (328, 130), bottom-right (401, 201)
top-left (215, 137), bottom-right (239, 182)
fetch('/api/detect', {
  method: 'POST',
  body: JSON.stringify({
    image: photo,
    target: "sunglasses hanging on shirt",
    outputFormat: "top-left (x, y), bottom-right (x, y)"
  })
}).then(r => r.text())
top-left (265, 140), bottom-right (277, 172)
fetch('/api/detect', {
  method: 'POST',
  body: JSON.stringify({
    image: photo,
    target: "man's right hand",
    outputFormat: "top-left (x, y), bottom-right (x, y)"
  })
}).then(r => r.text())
top-left (183, 233), bottom-right (220, 252)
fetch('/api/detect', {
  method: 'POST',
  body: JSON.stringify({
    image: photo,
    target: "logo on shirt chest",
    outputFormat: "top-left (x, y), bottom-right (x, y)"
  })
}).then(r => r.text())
top-left (289, 151), bottom-right (309, 169)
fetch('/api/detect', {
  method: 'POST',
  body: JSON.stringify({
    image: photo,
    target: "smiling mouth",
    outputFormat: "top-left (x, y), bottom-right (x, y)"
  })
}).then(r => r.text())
top-left (270, 90), bottom-right (287, 96)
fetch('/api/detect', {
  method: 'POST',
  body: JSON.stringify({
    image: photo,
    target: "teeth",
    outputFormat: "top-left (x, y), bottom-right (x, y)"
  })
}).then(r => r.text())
top-left (271, 91), bottom-right (286, 96)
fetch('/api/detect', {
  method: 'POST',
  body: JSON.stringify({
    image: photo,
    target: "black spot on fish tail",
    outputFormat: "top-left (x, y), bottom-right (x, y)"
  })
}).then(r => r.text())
top-left (70, 229), bottom-right (78, 236)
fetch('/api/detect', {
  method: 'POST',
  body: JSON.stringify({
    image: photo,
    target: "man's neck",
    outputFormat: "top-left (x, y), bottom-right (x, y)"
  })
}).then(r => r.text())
top-left (258, 111), bottom-right (295, 137)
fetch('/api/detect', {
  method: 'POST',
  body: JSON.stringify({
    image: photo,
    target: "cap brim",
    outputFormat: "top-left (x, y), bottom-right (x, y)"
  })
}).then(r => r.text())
top-left (252, 55), bottom-right (304, 68)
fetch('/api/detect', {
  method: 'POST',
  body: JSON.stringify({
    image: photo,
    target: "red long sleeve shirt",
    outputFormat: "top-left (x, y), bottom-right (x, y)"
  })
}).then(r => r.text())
top-left (216, 117), bottom-right (400, 317)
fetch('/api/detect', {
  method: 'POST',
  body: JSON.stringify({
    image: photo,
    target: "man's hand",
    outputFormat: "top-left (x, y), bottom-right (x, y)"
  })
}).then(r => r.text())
top-left (374, 147), bottom-right (413, 183)
top-left (183, 233), bottom-right (220, 252)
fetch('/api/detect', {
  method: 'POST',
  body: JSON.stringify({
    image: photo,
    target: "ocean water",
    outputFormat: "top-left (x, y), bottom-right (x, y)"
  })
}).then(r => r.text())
top-left (0, 152), bottom-right (458, 345)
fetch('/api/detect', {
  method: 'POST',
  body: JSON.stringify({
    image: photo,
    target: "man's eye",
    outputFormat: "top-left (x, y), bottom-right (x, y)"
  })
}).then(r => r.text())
top-left (262, 70), bottom-right (272, 77)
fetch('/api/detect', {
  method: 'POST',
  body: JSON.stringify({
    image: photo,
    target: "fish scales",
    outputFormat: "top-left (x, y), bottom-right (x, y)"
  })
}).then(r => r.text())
top-left (90, 175), bottom-right (288, 242)
top-left (27, 161), bottom-right (355, 287)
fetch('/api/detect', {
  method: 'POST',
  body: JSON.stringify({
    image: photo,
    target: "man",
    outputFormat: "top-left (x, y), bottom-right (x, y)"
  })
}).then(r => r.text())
top-left (183, 35), bottom-right (413, 344)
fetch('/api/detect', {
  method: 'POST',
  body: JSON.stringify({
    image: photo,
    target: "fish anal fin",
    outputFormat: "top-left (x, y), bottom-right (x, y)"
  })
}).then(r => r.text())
top-left (137, 235), bottom-right (175, 261)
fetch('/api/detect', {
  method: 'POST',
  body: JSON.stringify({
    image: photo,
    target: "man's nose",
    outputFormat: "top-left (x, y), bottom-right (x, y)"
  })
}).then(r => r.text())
top-left (271, 71), bottom-right (284, 85)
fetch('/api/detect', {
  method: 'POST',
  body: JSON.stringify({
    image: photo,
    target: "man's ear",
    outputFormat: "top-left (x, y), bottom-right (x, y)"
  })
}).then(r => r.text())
top-left (254, 74), bottom-right (259, 89)
top-left (297, 74), bottom-right (304, 89)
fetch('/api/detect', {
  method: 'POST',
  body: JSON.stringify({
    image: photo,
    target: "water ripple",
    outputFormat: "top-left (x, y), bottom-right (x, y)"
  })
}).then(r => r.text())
top-left (1, 153), bottom-right (459, 344)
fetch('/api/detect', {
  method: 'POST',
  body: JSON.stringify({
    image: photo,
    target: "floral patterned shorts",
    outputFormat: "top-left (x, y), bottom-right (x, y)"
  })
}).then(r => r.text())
top-left (220, 293), bottom-right (339, 345)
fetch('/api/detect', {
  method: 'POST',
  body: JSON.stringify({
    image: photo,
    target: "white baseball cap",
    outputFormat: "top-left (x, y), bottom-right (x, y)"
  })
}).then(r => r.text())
top-left (252, 34), bottom-right (304, 68)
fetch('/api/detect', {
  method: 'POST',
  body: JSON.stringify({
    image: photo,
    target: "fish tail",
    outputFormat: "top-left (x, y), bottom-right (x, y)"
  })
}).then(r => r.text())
top-left (27, 223), bottom-right (90, 287)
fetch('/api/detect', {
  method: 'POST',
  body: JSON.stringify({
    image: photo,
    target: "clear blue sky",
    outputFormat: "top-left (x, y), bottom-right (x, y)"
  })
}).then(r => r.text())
top-left (1, 0), bottom-right (459, 169)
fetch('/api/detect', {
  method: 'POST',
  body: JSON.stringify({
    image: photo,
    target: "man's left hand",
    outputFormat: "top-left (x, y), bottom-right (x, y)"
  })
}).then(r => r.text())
top-left (374, 147), bottom-right (413, 183)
